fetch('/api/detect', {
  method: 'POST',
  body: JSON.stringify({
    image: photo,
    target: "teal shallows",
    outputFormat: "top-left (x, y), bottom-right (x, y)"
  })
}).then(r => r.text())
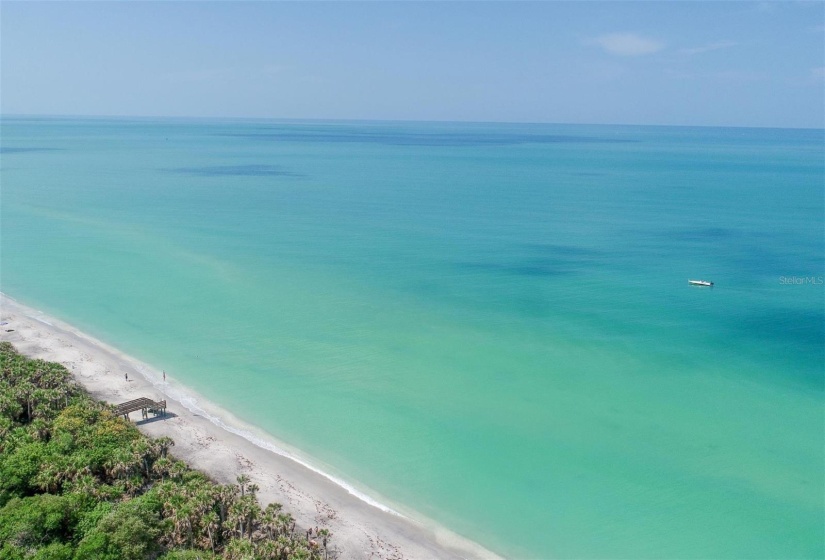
top-left (1, 118), bottom-right (823, 559)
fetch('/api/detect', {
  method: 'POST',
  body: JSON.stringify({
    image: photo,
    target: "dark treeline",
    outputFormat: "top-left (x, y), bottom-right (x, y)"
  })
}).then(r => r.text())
top-left (0, 342), bottom-right (334, 560)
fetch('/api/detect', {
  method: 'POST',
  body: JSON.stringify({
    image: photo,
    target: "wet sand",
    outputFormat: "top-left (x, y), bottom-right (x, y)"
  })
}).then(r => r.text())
top-left (1, 294), bottom-right (500, 560)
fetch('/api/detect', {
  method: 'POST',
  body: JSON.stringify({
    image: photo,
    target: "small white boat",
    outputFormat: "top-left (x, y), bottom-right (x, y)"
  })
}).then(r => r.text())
top-left (688, 279), bottom-right (713, 287)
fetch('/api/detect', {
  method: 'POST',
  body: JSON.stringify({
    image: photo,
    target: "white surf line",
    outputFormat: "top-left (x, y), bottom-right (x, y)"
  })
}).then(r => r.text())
top-left (3, 292), bottom-right (406, 519)
top-left (166, 385), bottom-right (406, 518)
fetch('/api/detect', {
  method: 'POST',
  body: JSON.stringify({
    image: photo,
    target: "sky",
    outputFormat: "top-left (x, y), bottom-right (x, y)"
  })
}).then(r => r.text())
top-left (1, 1), bottom-right (823, 128)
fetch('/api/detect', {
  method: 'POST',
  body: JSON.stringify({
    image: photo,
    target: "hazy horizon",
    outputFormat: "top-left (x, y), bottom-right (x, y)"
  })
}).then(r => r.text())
top-left (2, 1), bottom-right (823, 129)
top-left (3, 113), bottom-right (824, 131)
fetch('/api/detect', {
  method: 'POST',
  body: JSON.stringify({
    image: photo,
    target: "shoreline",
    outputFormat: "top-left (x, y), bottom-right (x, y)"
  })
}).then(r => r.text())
top-left (0, 292), bottom-right (501, 560)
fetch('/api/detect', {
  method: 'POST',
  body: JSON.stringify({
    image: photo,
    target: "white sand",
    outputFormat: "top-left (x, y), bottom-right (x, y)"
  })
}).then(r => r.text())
top-left (0, 294), bottom-right (501, 560)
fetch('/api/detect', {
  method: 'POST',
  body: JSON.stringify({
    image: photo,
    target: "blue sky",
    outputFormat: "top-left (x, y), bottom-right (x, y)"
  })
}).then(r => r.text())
top-left (2, 1), bottom-right (823, 127)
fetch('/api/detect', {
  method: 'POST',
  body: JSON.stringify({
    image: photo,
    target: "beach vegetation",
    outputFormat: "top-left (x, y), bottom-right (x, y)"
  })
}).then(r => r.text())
top-left (0, 342), bottom-right (334, 559)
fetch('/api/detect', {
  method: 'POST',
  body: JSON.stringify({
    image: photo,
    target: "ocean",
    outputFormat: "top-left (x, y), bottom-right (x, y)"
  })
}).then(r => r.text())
top-left (1, 117), bottom-right (823, 558)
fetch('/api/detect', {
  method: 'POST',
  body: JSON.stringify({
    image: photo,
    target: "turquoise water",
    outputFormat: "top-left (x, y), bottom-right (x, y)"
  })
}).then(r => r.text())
top-left (2, 117), bottom-right (823, 558)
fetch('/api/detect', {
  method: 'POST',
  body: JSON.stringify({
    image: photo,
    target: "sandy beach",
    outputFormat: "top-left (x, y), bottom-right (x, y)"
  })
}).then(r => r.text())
top-left (0, 293), bottom-right (500, 560)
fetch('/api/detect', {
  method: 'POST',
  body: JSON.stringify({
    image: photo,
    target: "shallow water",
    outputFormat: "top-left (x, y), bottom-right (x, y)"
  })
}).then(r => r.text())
top-left (2, 117), bottom-right (823, 558)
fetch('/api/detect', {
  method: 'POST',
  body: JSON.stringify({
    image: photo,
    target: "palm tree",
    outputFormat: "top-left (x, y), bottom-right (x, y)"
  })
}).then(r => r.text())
top-left (16, 378), bottom-right (36, 422)
top-left (260, 503), bottom-right (283, 540)
top-left (256, 539), bottom-right (279, 560)
top-left (316, 528), bottom-right (332, 560)
top-left (29, 417), bottom-right (50, 440)
top-left (124, 473), bottom-right (144, 496)
top-left (169, 460), bottom-right (188, 482)
top-left (182, 503), bottom-right (196, 547)
top-left (0, 392), bottom-right (22, 427)
top-left (153, 456), bottom-right (173, 481)
top-left (223, 537), bottom-right (255, 560)
top-left (245, 497), bottom-right (262, 540)
top-left (54, 376), bottom-right (73, 409)
top-left (0, 418), bottom-right (11, 448)
top-left (236, 474), bottom-right (250, 497)
top-left (188, 483), bottom-right (217, 549)
top-left (155, 436), bottom-right (174, 458)
top-left (106, 449), bottom-right (136, 481)
top-left (202, 510), bottom-right (220, 553)
top-left (276, 512), bottom-right (294, 538)
top-left (67, 473), bottom-right (99, 498)
top-left (131, 438), bottom-right (155, 479)
top-left (217, 484), bottom-right (238, 527)
top-left (34, 460), bottom-right (65, 493)
top-left (227, 499), bottom-right (246, 539)
top-left (228, 494), bottom-right (260, 540)
top-left (167, 500), bottom-right (194, 547)
top-left (275, 535), bottom-right (292, 559)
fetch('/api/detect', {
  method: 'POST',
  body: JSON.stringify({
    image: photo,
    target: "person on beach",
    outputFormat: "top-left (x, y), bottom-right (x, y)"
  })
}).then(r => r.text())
top-left (163, 370), bottom-right (166, 381)
top-left (125, 373), bottom-right (128, 382)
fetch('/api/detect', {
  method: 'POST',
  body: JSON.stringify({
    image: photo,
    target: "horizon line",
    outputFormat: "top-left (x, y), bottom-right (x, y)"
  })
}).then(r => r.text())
top-left (1, 112), bottom-right (823, 132)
